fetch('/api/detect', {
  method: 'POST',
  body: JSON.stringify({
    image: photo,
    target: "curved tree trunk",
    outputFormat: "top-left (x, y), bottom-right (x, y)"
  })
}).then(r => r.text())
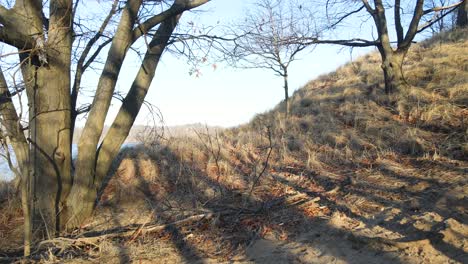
top-left (64, 0), bottom-right (143, 231)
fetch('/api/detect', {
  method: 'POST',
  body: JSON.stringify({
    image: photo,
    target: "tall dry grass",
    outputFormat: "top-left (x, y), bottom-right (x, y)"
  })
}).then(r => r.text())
top-left (227, 27), bottom-right (467, 173)
top-left (1, 27), bottom-right (466, 264)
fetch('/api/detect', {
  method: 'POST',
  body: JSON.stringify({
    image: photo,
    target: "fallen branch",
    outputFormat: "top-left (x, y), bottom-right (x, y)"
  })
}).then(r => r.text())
top-left (37, 213), bottom-right (217, 250)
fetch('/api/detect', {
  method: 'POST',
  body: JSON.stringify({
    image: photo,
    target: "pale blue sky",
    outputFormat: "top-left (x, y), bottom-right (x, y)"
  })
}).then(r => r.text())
top-left (2, 0), bottom-right (439, 128)
top-left (0, 0), bottom-right (452, 180)
top-left (96, 0), bottom-right (374, 128)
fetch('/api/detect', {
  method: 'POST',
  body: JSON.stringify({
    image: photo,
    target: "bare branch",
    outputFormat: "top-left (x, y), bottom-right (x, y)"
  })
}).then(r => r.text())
top-left (361, 0), bottom-right (375, 14)
top-left (395, 0), bottom-right (404, 45)
top-left (400, 0), bottom-right (425, 49)
top-left (82, 38), bottom-right (113, 70)
top-left (328, 5), bottom-right (365, 30)
top-left (417, 3), bottom-right (462, 33)
top-left (132, 0), bottom-right (210, 42)
top-left (423, 0), bottom-right (464, 14)
top-left (248, 125), bottom-right (273, 198)
top-left (71, 0), bottom-right (119, 133)
top-left (297, 37), bottom-right (378, 47)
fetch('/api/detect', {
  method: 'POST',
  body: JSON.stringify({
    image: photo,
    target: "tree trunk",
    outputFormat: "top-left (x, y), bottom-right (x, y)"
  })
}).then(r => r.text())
top-left (0, 68), bottom-right (32, 255)
top-left (0, 0), bottom-right (208, 241)
top-left (380, 50), bottom-right (407, 94)
top-left (19, 0), bottom-right (73, 237)
top-left (30, 66), bottom-right (72, 236)
top-left (64, 13), bottom-right (181, 230)
top-left (457, 0), bottom-right (467, 27)
top-left (283, 73), bottom-right (289, 118)
top-left (65, 0), bottom-right (144, 230)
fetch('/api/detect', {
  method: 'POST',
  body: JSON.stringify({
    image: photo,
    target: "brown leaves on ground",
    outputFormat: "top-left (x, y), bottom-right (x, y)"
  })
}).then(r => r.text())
top-left (1, 28), bottom-right (468, 264)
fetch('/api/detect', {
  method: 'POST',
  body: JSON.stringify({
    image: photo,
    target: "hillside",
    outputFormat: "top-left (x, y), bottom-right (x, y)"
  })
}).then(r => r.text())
top-left (1, 29), bottom-right (467, 263)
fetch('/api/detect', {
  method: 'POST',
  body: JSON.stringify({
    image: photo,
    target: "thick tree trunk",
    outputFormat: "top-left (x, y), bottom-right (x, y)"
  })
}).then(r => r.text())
top-left (30, 65), bottom-right (72, 236)
top-left (379, 50), bottom-right (407, 94)
top-left (457, 0), bottom-right (467, 27)
top-left (19, 0), bottom-right (73, 237)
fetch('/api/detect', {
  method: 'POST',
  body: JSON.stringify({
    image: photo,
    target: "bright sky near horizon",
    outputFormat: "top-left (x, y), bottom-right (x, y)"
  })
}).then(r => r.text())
top-left (95, 0), bottom-right (374, 128)
top-left (1, 0), bottom-right (438, 129)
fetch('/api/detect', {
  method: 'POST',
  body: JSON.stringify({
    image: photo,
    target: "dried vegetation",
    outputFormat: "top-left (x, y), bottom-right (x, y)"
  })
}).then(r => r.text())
top-left (1, 29), bottom-right (467, 263)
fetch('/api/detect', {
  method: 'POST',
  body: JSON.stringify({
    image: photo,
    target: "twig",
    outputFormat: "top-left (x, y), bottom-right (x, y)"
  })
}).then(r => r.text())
top-left (125, 210), bottom-right (155, 245)
top-left (193, 125), bottom-right (223, 192)
top-left (248, 126), bottom-right (273, 199)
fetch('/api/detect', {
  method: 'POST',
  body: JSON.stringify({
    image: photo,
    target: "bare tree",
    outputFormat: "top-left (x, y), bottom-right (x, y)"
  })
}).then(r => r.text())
top-left (224, 0), bottom-right (318, 117)
top-left (308, 0), bottom-right (464, 94)
top-left (0, 0), bottom-right (210, 252)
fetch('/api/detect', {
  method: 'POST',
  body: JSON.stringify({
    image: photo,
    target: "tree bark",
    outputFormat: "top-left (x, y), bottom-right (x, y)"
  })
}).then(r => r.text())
top-left (457, 0), bottom-right (467, 27)
top-left (65, 12), bottom-right (181, 230)
top-left (283, 73), bottom-right (289, 118)
top-left (0, 67), bottom-right (32, 255)
top-left (18, 0), bottom-right (74, 237)
top-left (379, 50), bottom-right (407, 94)
top-left (66, 0), bottom-right (143, 231)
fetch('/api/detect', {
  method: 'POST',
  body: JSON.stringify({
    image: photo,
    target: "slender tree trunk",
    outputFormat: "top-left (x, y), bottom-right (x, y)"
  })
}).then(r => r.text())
top-left (65, 12), bottom-right (181, 230)
top-left (0, 68), bottom-right (32, 255)
top-left (457, 0), bottom-right (467, 27)
top-left (283, 73), bottom-right (289, 118)
top-left (372, 0), bottom-right (407, 94)
top-left (65, 0), bottom-right (143, 230)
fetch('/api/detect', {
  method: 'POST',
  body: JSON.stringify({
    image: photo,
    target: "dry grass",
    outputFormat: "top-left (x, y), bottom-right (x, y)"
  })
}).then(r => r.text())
top-left (72, 28), bottom-right (467, 263)
top-left (1, 28), bottom-right (467, 263)
top-left (0, 180), bottom-right (23, 253)
top-left (230, 27), bottom-right (468, 168)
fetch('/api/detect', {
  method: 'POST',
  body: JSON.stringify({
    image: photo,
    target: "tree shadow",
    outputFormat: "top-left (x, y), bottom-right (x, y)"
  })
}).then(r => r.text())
top-left (50, 134), bottom-right (466, 264)
top-left (94, 144), bottom-right (410, 263)
top-left (94, 145), bottom-right (206, 263)
top-left (268, 160), bottom-right (467, 263)
top-left (2, 139), bottom-right (466, 263)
